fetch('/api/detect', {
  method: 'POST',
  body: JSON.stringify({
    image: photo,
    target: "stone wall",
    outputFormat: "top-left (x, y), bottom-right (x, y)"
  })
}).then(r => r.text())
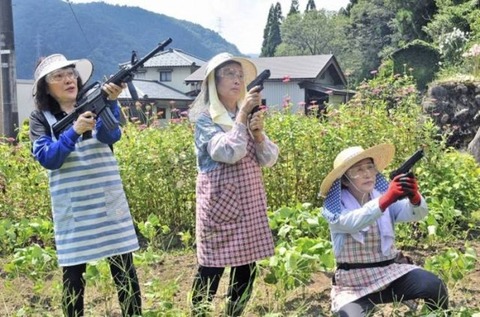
top-left (422, 80), bottom-right (480, 162)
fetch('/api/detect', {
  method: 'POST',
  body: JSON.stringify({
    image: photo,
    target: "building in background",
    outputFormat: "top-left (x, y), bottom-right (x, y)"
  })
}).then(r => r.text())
top-left (118, 48), bottom-right (205, 126)
top-left (186, 54), bottom-right (354, 115)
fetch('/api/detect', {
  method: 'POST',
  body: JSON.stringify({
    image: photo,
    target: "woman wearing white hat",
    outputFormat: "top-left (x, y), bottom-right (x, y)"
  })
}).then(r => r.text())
top-left (29, 54), bottom-right (142, 317)
top-left (189, 52), bottom-right (279, 316)
top-left (320, 143), bottom-right (448, 316)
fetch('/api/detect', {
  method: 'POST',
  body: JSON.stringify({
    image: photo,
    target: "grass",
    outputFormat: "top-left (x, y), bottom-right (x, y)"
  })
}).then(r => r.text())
top-left (2, 244), bottom-right (480, 316)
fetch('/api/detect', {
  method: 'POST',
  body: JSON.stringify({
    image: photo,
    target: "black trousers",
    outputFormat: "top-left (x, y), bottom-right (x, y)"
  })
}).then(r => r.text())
top-left (191, 262), bottom-right (257, 315)
top-left (338, 268), bottom-right (449, 316)
top-left (62, 252), bottom-right (142, 317)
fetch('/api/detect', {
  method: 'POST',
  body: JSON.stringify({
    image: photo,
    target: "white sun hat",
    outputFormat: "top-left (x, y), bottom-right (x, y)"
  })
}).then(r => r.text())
top-left (188, 52), bottom-right (257, 127)
top-left (32, 53), bottom-right (93, 96)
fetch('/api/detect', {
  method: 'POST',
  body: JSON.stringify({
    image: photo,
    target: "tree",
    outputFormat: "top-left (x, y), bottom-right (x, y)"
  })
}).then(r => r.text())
top-left (345, 0), bottom-right (395, 81)
top-left (288, 0), bottom-right (299, 16)
top-left (260, 2), bottom-right (283, 57)
top-left (305, 0), bottom-right (317, 12)
top-left (276, 9), bottom-right (349, 57)
top-left (384, 0), bottom-right (437, 48)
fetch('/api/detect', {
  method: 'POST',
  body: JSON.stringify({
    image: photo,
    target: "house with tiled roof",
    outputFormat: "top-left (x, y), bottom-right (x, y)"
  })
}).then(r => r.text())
top-left (185, 54), bottom-right (353, 114)
top-left (118, 48), bottom-right (206, 125)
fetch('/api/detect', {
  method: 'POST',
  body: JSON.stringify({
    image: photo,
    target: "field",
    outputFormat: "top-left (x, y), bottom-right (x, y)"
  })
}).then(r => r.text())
top-left (1, 239), bottom-right (480, 316)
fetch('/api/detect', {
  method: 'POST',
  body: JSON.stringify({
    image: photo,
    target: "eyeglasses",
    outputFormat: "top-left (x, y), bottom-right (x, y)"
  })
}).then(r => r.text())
top-left (345, 163), bottom-right (378, 179)
top-left (217, 67), bottom-right (245, 81)
top-left (45, 68), bottom-right (79, 83)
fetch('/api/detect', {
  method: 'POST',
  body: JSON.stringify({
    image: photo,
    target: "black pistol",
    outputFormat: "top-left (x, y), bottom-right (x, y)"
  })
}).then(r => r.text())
top-left (389, 149), bottom-right (425, 180)
top-left (246, 69), bottom-right (271, 114)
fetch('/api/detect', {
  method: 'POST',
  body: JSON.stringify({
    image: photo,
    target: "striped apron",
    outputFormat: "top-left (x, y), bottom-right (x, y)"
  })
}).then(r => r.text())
top-left (44, 111), bottom-right (139, 266)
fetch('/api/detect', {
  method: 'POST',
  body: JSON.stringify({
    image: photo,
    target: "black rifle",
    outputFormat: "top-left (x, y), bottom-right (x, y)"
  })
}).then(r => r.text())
top-left (52, 37), bottom-right (173, 137)
top-left (246, 69), bottom-right (271, 114)
top-left (389, 149), bottom-right (424, 180)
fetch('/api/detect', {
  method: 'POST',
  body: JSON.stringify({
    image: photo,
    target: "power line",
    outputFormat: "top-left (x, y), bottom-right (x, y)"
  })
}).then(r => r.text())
top-left (65, 0), bottom-right (92, 50)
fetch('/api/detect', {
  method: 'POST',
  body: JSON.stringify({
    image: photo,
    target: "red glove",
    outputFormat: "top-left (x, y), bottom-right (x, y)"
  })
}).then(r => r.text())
top-left (379, 174), bottom-right (410, 211)
top-left (398, 173), bottom-right (421, 205)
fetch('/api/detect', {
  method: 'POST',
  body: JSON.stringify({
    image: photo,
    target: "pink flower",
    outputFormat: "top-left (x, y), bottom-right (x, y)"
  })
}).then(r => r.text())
top-left (282, 75), bottom-right (291, 83)
top-left (298, 101), bottom-right (306, 106)
top-left (370, 70), bottom-right (378, 75)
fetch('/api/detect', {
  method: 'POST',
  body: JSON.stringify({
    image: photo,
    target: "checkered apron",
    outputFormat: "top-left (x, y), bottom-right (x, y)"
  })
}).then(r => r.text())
top-left (331, 222), bottom-right (418, 312)
top-left (195, 135), bottom-right (274, 267)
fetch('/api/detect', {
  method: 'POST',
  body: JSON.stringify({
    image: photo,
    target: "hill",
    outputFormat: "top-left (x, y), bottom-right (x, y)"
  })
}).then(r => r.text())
top-left (12, 0), bottom-right (242, 81)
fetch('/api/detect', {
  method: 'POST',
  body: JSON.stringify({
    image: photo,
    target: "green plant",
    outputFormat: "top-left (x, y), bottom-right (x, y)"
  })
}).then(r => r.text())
top-left (260, 204), bottom-right (335, 310)
top-left (424, 244), bottom-right (477, 286)
top-left (3, 244), bottom-right (57, 295)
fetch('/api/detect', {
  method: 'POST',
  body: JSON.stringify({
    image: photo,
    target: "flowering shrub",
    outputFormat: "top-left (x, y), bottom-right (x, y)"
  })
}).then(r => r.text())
top-left (438, 27), bottom-right (469, 66)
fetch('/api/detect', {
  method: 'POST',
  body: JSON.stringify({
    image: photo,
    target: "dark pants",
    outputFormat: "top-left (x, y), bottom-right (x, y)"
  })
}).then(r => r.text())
top-left (191, 262), bottom-right (257, 316)
top-left (62, 252), bottom-right (142, 317)
top-left (338, 268), bottom-right (449, 316)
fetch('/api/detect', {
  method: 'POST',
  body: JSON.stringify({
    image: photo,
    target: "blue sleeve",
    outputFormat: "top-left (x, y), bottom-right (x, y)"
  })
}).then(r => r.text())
top-left (95, 100), bottom-right (121, 144)
top-left (32, 127), bottom-right (80, 170)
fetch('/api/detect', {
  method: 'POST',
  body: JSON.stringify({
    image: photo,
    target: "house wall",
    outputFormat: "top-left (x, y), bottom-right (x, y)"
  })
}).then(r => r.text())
top-left (262, 81), bottom-right (305, 114)
top-left (143, 67), bottom-right (197, 93)
top-left (329, 94), bottom-right (345, 105)
top-left (16, 79), bottom-right (35, 125)
top-left (318, 69), bottom-right (335, 84)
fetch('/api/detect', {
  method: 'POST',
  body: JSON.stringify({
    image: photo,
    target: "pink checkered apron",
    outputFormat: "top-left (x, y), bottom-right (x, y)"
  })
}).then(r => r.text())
top-left (195, 135), bottom-right (274, 267)
top-left (331, 222), bottom-right (419, 311)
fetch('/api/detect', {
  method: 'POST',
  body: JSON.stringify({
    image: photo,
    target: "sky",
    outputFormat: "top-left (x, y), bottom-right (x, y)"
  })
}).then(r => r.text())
top-left (67, 0), bottom-right (350, 54)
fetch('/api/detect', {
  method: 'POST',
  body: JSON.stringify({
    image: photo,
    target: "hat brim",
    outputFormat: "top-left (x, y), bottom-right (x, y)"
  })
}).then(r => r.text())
top-left (319, 143), bottom-right (395, 197)
top-left (203, 53), bottom-right (257, 88)
top-left (32, 58), bottom-right (93, 96)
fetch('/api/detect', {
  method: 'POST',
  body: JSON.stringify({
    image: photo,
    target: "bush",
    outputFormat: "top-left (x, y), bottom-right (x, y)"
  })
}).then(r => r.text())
top-left (1, 72), bottom-right (479, 248)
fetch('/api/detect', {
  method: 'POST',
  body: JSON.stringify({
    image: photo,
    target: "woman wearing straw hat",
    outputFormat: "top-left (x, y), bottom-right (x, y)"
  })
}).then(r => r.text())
top-left (29, 54), bottom-right (142, 317)
top-left (188, 52), bottom-right (279, 316)
top-left (319, 144), bottom-right (448, 316)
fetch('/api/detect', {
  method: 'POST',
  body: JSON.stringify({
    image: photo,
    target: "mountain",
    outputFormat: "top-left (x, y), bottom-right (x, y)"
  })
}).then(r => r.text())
top-left (12, 0), bottom-right (242, 81)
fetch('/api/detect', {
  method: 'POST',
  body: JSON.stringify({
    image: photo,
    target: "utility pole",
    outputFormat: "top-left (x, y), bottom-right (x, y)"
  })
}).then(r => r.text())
top-left (0, 0), bottom-right (19, 138)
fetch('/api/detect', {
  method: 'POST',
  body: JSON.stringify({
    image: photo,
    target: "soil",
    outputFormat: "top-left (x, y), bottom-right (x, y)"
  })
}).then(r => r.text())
top-left (1, 242), bottom-right (480, 316)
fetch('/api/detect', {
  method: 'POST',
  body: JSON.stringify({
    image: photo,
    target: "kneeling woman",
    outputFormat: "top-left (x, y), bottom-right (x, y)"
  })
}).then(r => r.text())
top-left (319, 144), bottom-right (448, 316)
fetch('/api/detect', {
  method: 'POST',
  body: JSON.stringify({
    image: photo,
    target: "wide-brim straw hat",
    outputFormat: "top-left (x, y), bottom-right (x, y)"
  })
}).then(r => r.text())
top-left (33, 53), bottom-right (93, 96)
top-left (319, 143), bottom-right (395, 197)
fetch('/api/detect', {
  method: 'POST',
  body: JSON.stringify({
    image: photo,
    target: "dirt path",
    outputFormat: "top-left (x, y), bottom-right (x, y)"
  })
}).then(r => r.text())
top-left (1, 243), bottom-right (480, 316)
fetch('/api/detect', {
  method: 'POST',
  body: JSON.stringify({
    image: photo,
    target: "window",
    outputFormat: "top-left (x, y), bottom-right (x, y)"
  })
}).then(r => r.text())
top-left (155, 107), bottom-right (166, 119)
top-left (135, 72), bottom-right (146, 80)
top-left (160, 71), bottom-right (172, 82)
